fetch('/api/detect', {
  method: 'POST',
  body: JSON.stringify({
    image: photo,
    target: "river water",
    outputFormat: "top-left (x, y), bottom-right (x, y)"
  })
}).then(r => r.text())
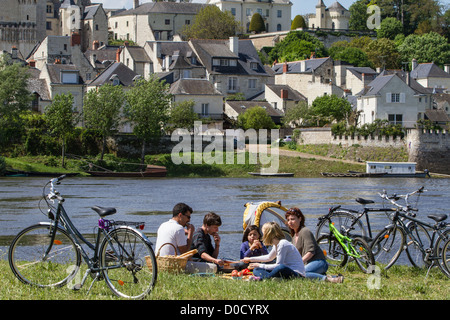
top-left (0, 176), bottom-right (449, 266)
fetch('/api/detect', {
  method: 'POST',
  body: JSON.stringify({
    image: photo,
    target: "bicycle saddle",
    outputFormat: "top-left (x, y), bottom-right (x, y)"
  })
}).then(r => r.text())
top-left (355, 198), bottom-right (374, 205)
top-left (92, 206), bottom-right (117, 217)
top-left (427, 214), bottom-right (447, 222)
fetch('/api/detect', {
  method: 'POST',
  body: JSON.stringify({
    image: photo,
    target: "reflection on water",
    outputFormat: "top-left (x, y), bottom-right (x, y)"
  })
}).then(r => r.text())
top-left (1, 176), bottom-right (449, 266)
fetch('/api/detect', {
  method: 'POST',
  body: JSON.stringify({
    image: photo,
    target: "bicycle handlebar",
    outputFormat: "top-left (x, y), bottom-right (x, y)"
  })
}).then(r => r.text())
top-left (378, 186), bottom-right (425, 213)
top-left (47, 175), bottom-right (66, 203)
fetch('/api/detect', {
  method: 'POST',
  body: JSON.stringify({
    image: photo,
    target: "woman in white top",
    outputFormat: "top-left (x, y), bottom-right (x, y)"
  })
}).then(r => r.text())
top-left (241, 222), bottom-right (305, 280)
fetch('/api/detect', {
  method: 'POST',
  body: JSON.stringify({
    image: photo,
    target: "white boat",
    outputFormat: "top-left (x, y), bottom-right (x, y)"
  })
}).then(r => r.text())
top-left (365, 161), bottom-right (430, 178)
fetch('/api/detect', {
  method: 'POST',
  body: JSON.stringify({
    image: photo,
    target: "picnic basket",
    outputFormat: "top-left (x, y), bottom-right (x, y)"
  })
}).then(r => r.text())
top-left (145, 243), bottom-right (197, 274)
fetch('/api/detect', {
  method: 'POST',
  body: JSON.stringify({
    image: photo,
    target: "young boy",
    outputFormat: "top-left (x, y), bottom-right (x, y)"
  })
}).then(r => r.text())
top-left (190, 212), bottom-right (224, 266)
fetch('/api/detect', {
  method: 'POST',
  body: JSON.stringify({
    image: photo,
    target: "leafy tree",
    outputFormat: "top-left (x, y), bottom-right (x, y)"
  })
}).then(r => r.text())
top-left (124, 75), bottom-right (171, 164)
top-left (329, 46), bottom-right (372, 67)
top-left (376, 17), bottom-right (403, 39)
top-left (237, 106), bottom-right (276, 130)
top-left (249, 13), bottom-right (265, 33)
top-left (180, 5), bottom-right (241, 40)
top-left (349, 0), bottom-right (370, 31)
top-left (310, 95), bottom-right (352, 126)
top-left (44, 93), bottom-right (79, 167)
top-left (83, 84), bottom-right (125, 161)
top-left (269, 31), bottom-right (327, 63)
top-left (365, 38), bottom-right (400, 69)
top-left (398, 32), bottom-right (450, 67)
top-left (168, 100), bottom-right (199, 132)
top-left (282, 101), bottom-right (310, 127)
top-left (291, 15), bottom-right (307, 30)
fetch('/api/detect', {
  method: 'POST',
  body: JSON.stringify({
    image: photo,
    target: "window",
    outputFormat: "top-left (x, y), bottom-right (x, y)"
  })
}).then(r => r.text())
top-left (391, 93), bottom-right (400, 103)
top-left (246, 8), bottom-right (251, 16)
top-left (257, 8), bottom-right (262, 15)
top-left (250, 62), bottom-right (258, 70)
top-left (61, 72), bottom-right (78, 84)
top-left (248, 79), bottom-right (256, 89)
top-left (231, 8), bottom-right (236, 16)
top-left (388, 114), bottom-right (403, 125)
top-left (277, 10), bottom-right (282, 18)
top-left (228, 77), bottom-right (237, 92)
top-left (165, 19), bottom-right (170, 25)
top-left (185, 20), bottom-right (190, 25)
top-left (201, 103), bottom-right (209, 116)
top-left (46, 21), bottom-right (52, 30)
top-left (387, 92), bottom-right (405, 103)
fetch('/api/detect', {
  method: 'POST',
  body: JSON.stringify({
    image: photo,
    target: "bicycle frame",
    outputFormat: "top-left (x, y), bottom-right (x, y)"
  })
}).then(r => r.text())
top-left (328, 221), bottom-right (364, 259)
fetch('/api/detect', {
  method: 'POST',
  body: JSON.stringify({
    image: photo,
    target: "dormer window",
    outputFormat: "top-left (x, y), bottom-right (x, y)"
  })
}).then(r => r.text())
top-left (60, 71), bottom-right (78, 84)
top-left (250, 62), bottom-right (258, 70)
top-left (109, 74), bottom-right (120, 86)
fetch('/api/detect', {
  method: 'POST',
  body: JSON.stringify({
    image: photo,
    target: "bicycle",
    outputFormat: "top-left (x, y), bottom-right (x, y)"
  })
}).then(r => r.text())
top-left (370, 203), bottom-right (450, 277)
top-left (315, 187), bottom-right (426, 257)
top-left (316, 207), bottom-right (375, 273)
top-left (8, 175), bottom-right (158, 299)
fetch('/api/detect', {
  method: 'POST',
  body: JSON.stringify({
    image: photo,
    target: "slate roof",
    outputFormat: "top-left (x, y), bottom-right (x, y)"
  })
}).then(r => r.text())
top-left (46, 64), bottom-right (83, 84)
top-left (266, 84), bottom-right (307, 102)
top-left (89, 62), bottom-right (139, 87)
top-left (226, 101), bottom-right (283, 118)
top-left (169, 78), bottom-right (223, 96)
top-left (27, 68), bottom-right (51, 101)
top-left (425, 109), bottom-right (450, 122)
top-left (114, 2), bottom-right (207, 16)
top-left (83, 4), bottom-right (101, 20)
top-left (346, 67), bottom-right (378, 80)
top-left (272, 57), bottom-right (330, 74)
top-left (125, 46), bottom-right (151, 63)
top-left (411, 63), bottom-right (450, 79)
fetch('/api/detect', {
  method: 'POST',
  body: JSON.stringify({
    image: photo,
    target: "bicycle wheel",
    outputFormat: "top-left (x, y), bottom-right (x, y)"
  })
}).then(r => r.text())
top-left (434, 228), bottom-right (450, 275)
top-left (100, 227), bottom-right (157, 299)
top-left (8, 223), bottom-right (81, 288)
top-left (371, 226), bottom-right (405, 270)
top-left (441, 237), bottom-right (450, 278)
top-left (404, 221), bottom-right (431, 268)
top-left (351, 237), bottom-right (375, 273)
top-left (317, 234), bottom-right (348, 268)
top-left (315, 210), bottom-right (366, 240)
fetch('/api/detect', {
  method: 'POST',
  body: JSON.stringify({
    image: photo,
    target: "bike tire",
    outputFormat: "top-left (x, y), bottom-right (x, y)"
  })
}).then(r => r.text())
top-left (315, 210), bottom-right (366, 240)
top-left (441, 237), bottom-right (450, 278)
top-left (370, 225), bottom-right (405, 270)
top-left (351, 237), bottom-right (375, 274)
top-left (100, 227), bottom-right (157, 300)
top-left (404, 221), bottom-right (431, 268)
top-left (316, 234), bottom-right (348, 268)
top-left (434, 228), bottom-right (450, 276)
top-left (8, 223), bottom-right (81, 288)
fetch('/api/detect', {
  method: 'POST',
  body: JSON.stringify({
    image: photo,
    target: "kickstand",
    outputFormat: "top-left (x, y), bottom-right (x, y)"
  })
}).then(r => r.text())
top-left (425, 262), bottom-right (435, 280)
top-left (72, 269), bottom-right (100, 295)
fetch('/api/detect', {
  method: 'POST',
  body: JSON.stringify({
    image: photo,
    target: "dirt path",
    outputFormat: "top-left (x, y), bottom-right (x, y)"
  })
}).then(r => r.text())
top-left (246, 144), bottom-right (363, 166)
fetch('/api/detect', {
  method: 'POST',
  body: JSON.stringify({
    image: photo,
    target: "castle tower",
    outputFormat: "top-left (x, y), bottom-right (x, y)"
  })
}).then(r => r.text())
top-left (316, 0), bottom-right (326, 29)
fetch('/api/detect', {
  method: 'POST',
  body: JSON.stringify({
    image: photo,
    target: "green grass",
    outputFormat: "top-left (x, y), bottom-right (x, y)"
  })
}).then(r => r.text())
top-left (1, 249), bottom-right (448, 300)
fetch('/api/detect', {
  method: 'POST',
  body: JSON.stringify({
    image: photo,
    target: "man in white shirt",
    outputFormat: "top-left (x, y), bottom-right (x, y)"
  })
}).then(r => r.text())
top-left (155, 203), bottom-right (195, 256)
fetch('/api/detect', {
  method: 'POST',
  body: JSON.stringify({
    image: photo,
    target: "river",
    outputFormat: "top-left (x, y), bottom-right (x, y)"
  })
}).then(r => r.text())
top-left (0, 176), bottom-right (449, 266)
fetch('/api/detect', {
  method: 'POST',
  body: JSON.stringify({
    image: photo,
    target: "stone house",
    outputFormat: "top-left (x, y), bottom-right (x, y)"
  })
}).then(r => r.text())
top-left (355, 71), bottom-right (432, 129)
top-left (264, 84), bottom-right (307, 114)
top-left (224, 101), bottom-right (283, 125)
top-left (189, 37), bottom-right (272, 100)
top-left (108, 2), bottom-right (206, 46)
top-left (273, 56), bottom-right (344, 105)
top-left (410, 59), bottom-right (450, 92)
top-left (206, 0), bottom-right (292, 33)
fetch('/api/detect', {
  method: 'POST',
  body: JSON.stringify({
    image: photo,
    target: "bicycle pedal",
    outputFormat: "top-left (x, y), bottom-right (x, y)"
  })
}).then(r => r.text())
top-left (72, 284), bottom-right (82, 291)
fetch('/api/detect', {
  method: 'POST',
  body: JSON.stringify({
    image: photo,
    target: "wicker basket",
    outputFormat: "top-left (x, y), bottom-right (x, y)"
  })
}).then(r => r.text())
top-left (146, 243), bottom-right (193, 274)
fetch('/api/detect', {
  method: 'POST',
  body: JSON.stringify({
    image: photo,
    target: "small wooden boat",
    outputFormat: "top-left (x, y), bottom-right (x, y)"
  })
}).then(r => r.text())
top-left (321, 172), bottom-right (386, 177)
top-left (248, 172), bottom-right (294, 177)
top-left (87, 165), bottom-right (167, 178)
top-left (4, 170), bottom-right (79, 177)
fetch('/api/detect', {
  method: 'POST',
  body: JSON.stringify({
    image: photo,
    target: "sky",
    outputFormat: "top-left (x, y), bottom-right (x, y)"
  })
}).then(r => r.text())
top-left (95, 0), bottom-right (450, 16)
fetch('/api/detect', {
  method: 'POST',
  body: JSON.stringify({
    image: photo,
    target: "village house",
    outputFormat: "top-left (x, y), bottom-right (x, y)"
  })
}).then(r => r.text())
top-left (272, 56), bottom-right (344, 105)
top-left (355, 70), bottom-right (432, 129)
top-left (108, 1), bottom-right (206, 46)
top-left (264, 84), bottom-right (307, 114)
top-left (224, 101), bottom-right (283, 126)
top-left (410, 59), bottom-right (450, 93)
top-left (189, 37), bottom-right (272, 100)
top-left (206, 0), bottom-right (292, 33)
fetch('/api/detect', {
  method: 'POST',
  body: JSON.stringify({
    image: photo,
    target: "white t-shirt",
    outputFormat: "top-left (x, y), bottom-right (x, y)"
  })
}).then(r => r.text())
top-left (155, 219), bottom-right (187, 256)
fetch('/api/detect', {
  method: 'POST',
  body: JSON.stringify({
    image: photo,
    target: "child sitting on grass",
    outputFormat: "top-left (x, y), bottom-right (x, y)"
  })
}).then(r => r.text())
top-left (240, 225), bottom-right (268, 259)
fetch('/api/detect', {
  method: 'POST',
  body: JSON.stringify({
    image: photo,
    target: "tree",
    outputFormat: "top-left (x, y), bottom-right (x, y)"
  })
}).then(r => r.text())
top-left (291, 15), bottom-right (307, 30)
top-left (237, 106), bottom-right (276, 130)
top-left (44, 93), bottom-right (78, 167)
top-left (310, 95), bottom-right (352, 126)
top-left (282, 101), bottom-right (310, 127)
top-left (168, 100), bottom-right (199, 132)
top-left (269, 31), bottom-right (328, 63)
top-left (349, 0), bottom-right (370, 31)
top-left (329, 46), bottom-right (372, 68)
top-left (180, 5), bottom-right (241, 40)
top-left (365, 38), bottom-right (400, 69)
top-left (124, 75), bottom-right (171, 164)
top-left (398, 32), bottom-right (450, 67)
top-left (376, 17), bottom-right (403, 39)
top-left (249, 13), bottom-right (265, 33)
top-left (83, 84), bottom-right (125, 161)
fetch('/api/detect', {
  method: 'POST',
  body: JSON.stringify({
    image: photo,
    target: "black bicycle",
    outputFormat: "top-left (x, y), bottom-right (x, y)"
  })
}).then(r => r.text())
top-left (8, 175), bottom-right (157, 299)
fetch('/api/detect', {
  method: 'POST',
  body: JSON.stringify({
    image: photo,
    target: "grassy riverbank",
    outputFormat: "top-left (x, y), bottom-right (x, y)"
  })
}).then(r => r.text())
top-left (0, 254), bottom-right (448, 300)
top-left (2, 152), bottom-right (365, 178)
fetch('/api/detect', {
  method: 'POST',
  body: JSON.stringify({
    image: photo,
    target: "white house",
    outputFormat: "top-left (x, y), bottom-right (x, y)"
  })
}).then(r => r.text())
top-left (410, 59), bottom-right (450, 92)
top-left (356, 71), bottom-right (432, 128)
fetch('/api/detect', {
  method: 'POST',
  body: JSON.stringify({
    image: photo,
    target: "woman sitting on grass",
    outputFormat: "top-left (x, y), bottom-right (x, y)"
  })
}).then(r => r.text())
top-left (241, 222), bottom-right (305, 280)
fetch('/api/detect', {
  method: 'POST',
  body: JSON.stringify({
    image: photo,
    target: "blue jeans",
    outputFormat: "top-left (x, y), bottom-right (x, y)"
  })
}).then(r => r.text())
top-left (305, 259), bottom-right (328, 281)
top-left (253, 264), bottom-right (303, 280)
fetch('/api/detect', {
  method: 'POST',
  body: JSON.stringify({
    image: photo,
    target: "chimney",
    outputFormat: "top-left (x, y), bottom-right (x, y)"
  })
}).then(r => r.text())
top-left (445, 64), bottom-right (450, 74)
top-left (362, 73), bottom-right (365, 83)
top-left (133, 0), bottom-right (139, 9)
top-left (310, 52), bottom-right (316, 59)
top-left (29, 60), bottom-right (36, 68)
top-left (124, 41), bottom-right (129, 47)
top-left (280, 89), bottom-right (288, 100)
top-left (11, 46), bottom-right (18, 59)
top-left (116, 48), bottom-right (121, 62)
top-left (283, 63), bottom-right (288, 73)
top-left (71, 32), bottom-right (81, 46)
top-left (406, 72), bottom-right (410, 86)
top-left (229, 36), bottom-right (239, 55)
top-left (411, 58), bottom-right (418, 71)
top-left (92, 40), bottom-right (99, 50)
